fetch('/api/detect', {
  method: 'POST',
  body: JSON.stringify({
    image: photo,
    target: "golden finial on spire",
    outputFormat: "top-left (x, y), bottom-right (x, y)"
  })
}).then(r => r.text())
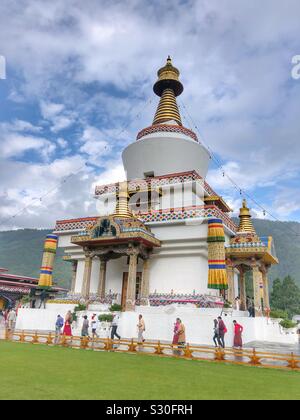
top-left (238, 199), bottom-right (256, 233)
top-left (113, 182), bottom-right (133, 218)
top-left (152, 57), bottom-right (183, 126)
top-left (153, 56), bottom-right (183, 97)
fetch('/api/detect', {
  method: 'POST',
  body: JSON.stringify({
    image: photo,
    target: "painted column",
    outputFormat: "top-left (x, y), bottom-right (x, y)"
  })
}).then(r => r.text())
top-left (239, 269), bottom-right (247, 311)
top-left (38, 234), bottom-right (58, 288)
top-left (81, 255), bottom-right (93, 300)
top-left (126, 252), bottom-right (138, 311)
top-left (140, 258), bottom-right (150, 306)
top-left (252, 264), bottom-right (263, 317)
top-left (226, 263), bottom-right (235, 305)
top-left (70, 261), bottom-right (78, 294)
top-left (98, 259), bottom-right (107, 298)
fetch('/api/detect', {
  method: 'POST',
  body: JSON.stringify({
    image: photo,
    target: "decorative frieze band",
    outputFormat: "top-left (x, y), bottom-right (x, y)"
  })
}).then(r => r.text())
top-left (54, 205), bottom-right (238, 234)
top-left (136, 124), bottom-right (198, 142)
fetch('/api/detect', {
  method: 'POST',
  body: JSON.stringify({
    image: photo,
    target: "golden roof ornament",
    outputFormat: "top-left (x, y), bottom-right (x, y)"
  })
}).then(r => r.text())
top-left (153, 56), bottom-right (184, 97)
top-left (238, 199), bottom-right (256, 233)
top-left (113, 181), bottom-right (133, 218)
top-left (152, 56), bottom-right (183, 126)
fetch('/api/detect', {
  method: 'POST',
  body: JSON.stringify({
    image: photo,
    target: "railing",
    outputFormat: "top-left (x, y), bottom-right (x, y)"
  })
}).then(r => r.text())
top-left (3, 329), bottom-right (300, 372)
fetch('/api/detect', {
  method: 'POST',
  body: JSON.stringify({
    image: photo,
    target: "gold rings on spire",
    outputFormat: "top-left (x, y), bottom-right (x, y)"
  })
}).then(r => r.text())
top-left (113, 182), bottom-right (133, 218)
top-left (153, 88), bottom-right (182, 125)
top-left (238, 199), bottom-right (256, 233)
top-left (152, 57), bottom-right (184, 126)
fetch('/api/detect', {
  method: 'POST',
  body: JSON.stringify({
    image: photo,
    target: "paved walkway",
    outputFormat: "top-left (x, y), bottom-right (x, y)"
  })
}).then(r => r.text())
top-left (244, 341), bottom-right (300, 355)
top-left (0, 325), bottom-right (6, 340)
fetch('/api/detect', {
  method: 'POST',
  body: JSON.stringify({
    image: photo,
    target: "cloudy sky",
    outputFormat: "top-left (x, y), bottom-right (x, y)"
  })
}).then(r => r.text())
top-left (0, 0), bottom-right (300, 230)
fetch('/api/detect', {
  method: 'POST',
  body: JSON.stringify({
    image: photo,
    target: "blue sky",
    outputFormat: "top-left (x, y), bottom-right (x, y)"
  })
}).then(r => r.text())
top-left (0, 0), bottom-right (300, 229)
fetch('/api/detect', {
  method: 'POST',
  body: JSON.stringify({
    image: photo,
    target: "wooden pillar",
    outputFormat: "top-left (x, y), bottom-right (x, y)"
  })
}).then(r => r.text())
top-left (252, 264), bottom-right (263, 317)
top-left (226, 264), bottom-right (235, 305)
top-left (98, 259), bottom-right (107, 298)
top-left (140, 258), bottom-right (150, 306)
top-left (239, 269), bottom-right (247, 311)
top-left (125, 252), bottom-right (138, 311)
top-left (70, 261), bottom-right (78, 293)
top-left (262, 268), bottom-right (270, 310)
top-left (81, 255), bottom-right (93, 300)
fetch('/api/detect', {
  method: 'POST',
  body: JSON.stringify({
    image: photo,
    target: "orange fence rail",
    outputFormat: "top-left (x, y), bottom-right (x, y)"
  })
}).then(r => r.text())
top-left (3, 329), bottom-right (300, 372)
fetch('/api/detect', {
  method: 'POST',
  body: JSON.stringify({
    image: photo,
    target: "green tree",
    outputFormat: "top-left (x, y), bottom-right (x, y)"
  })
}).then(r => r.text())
top-left (270, 276), bottom-right (300, 319)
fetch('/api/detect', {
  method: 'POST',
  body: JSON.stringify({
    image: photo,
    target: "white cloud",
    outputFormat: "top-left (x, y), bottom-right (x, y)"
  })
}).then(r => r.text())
top-left (0, 122), bottom-right (55, 160)
top-left (40, 101), bottom-right (76, 133)
top-left (0, 0), bottom-right (300, 228)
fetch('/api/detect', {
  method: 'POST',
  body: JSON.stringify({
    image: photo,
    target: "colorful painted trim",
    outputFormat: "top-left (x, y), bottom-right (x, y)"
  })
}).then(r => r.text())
top-left (38, 233), bottom-right (58, 288)
top-left (207, 219), bottom-right (228, 290)
top-left (94, 171), bottom-right (217, 197)
top-left (136, 124), bottom-right (198, 142)
top-left (55, 206), bottom-right (237, 235)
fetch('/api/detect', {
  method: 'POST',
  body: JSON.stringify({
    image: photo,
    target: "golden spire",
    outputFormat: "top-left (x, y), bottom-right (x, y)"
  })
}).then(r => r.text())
top-left (238, 199), bottom-right (256, 233)
top-left (153, 88), bottom-right (182, 125)
top-left (152, 56), bottom-right (183, 126)
top-left (113, 182), bottom-right (133, 218)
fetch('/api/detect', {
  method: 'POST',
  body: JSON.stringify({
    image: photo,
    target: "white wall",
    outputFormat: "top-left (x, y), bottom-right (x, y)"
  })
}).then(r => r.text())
top-left (75, 260), bottom-right (85, 294)
top-left (106, 257), bottom-right (126, 295)
top-left (149, 255), bottom-right (209, 294)
top-left (15, 306), bottom-right (298, 345)
top-left (90, 258), bottom-right (100, 294)
top-left (122, 134), bottom-right (210, 180)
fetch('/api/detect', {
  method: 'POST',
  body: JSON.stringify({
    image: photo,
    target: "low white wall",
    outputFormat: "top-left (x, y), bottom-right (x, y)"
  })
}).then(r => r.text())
top-left (15, 306), bottom-right (298, 345)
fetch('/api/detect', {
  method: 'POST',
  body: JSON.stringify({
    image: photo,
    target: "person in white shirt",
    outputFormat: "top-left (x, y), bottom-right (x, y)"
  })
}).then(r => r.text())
top-left (8, 309), bottom-right (17, 331)
top-left (111, 313), bottom-right (121, 340)
top-left (91, 314), bottom-right (99, 339)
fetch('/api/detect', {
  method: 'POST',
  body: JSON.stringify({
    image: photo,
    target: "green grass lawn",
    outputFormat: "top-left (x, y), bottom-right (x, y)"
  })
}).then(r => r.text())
top-left (0, 341), bottom-right (299, 400)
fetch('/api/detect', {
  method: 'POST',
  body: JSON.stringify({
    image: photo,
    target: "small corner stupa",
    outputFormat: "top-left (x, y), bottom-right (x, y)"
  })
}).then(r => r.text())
top-left (226, 200), bottom-right (278, 315)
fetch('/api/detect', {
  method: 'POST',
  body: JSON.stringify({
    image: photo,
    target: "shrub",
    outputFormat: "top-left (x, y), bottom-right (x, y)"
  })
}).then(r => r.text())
top-left (109, 304), bottom-right (122, 312)
top-left (279, 319), bottom-right (297, 329)
top-left (21, 296), bottom-right (31, 305)
top-left (223, 302), bottom-right (232, 309)
top-left (270, 310), bottom-right (288, 319)
top-left (98, 314), bottom-right (114, 323)
top-left (74, 304), bottom-right (87, 312)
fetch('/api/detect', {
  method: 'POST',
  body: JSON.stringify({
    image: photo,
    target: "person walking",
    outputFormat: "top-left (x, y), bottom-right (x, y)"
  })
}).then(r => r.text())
top-left (39, 289), bottom-right (48, 309)
top-left (111, 313), bottom-right (121, 340)
top-left (7, 308), bottom-right (17, 331)
top-left (172, 318), bottom-right (181, 345)
top-left (81, 315), bottom-right (90, 338)
top-left (235, 296), bottom-right (241, 311)
top-left (55, 315), bottom-right (64, 344)
top-left (177, 319), bottom-right (186, 350)
top-left (233, 320), bottom-right (244, 349)
top-left (91, 314), bottom-right (99, 339)
top-left (217, 316), bottom-right (227, 349)
top-left (137, 314), bottom-right (145, 343)
top-left (213, 319), bottom-right (220, 347)
top-left (63, 311), bottom-right (73, 337)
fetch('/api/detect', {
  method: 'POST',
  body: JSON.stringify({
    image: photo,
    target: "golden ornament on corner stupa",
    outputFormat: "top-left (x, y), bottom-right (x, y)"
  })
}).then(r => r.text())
top-left (238, 199), bottom-right (256, 233)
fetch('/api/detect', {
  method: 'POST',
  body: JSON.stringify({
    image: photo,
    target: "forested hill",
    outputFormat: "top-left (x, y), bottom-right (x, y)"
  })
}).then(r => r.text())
top-left (0, 229), bottom-right (72, 289)
top-left (251, 219), bottom-right (300, 284)
top-left (0, 219), bottom-right (299, 289)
